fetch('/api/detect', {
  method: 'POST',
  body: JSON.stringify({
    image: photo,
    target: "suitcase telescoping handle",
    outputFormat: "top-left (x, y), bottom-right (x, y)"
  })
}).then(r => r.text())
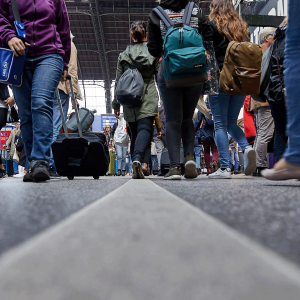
top-left (67, 75), bottom-right (83, 138)
top-left (56, 89), bottom-right (69, 138)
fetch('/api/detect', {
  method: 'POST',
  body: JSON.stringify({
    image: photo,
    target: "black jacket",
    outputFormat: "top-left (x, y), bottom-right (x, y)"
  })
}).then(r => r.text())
top-left (209, 21), bottom-right (230, 71)
top-left (194, 107), bottom-right (215, 143)
top-left (268, 25), bottom-right (286, 103)
top-left (147, 0), bottom-right (212, 58)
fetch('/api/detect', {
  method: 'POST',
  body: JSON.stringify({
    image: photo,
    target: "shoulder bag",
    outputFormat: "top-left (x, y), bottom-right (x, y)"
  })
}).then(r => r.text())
top-left (0, 0), bottom-right (27, 86)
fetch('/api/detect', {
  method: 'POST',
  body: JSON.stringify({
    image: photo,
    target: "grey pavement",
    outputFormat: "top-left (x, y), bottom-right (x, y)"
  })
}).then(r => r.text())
top-left (0, 176), bottom-right (130, 255)
top-left (0, 176), bottom-right (300, 299)
top-left (153, 174), bottom-right (300, 265)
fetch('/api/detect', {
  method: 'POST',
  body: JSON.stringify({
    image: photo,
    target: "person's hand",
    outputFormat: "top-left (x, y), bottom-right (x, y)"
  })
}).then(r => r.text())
top-left (4, 96), bottom-right (15, 108)
top-left (114, 109), bottom-right (120, 119)
top-left (157, 131), bottom-right (162, 139)
top-left (72, 100), bottom-right (79, 110)
top-left (61, 70), bottom-right (68, 81)
top-left (8, 37), bottom-right (30, 57)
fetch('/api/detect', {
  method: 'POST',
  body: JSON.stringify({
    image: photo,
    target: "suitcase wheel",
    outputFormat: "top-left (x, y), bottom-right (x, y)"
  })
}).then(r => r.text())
top-left (93, 176), bottom-right (99, 180)
top-left (68, 176), bottom-right (74, 180)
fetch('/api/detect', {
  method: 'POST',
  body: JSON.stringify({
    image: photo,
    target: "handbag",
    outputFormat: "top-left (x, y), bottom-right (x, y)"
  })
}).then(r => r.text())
top-left (202, 41), bottom-right (219, 95)
top-left (0, 0), bottom-right (27, 86)
top-left (114, 115), bottom-right (129, 147)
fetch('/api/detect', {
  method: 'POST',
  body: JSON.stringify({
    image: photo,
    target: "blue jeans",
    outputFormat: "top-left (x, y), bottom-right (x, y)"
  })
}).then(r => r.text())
top-left (13, 54), bottom-right (63, 167)
top-left (13, 160), bottom-right (18, 173)
top-left (209, 90), bottom-right (248, 168)
top-left (49, 89), bottom-right (69, 169)
top-left (126, 154), bottom-right (132, 173)
top-left (230, 148), bottom-right (239, 171)
top-left (194, 144), bottom-right (201, 169)
top-left (283, 0), bottom-right (300, 165)
top-left (115, 144), bottom-right (127, 171)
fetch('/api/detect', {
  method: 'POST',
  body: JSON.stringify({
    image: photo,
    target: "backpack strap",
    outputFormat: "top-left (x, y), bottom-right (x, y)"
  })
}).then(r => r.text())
top-left (11, 0), bottom-right (21, 22)
top-left (153, 6), bottom-right (174, 30)
top-left (182, 2), bottom-right (195, 26)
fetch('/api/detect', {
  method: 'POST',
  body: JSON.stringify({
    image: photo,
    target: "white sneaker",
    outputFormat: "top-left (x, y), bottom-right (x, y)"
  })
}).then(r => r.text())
top-left (244, 146), bottom-right (256, 175)
top-left (208, 168), bottom-right (232, 179)
top-left (13, 172), bottom-right (25, 178)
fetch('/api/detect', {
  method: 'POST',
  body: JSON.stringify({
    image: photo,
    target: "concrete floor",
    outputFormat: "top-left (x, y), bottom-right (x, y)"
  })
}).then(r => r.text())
top-left (0, 175), bottom-right (300, 299)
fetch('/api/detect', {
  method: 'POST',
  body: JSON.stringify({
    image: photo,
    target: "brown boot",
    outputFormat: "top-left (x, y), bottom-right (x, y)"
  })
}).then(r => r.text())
top-left (207, 167), bottom-right (212, 175)
top-left (213, 161), bottom-right (218, 172)
top-left (142, 163), bottom-right (150, 176)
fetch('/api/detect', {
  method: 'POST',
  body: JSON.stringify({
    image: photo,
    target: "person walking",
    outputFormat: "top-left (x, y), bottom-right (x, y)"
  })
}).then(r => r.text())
top-left (249, 27), bottom-right (276, 177)
top-left (262, 0), bottom-right (300, 180)
top-left (0, 0), bottom-right (71, 182)
top-left (194, 107), bottom-right (219, 175)
top-left (266, 18), bottom-right (288, 163)
top-left (207, 0), bottom-right (256, 179)
top-left (147, 0), bottom-right (212, 180)
top-left (113, 21), bottom-right (159, 179)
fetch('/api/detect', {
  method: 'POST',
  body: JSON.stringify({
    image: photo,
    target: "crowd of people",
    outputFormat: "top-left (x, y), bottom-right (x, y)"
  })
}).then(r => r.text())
top-left (0, 0), bottom-right (299, 182)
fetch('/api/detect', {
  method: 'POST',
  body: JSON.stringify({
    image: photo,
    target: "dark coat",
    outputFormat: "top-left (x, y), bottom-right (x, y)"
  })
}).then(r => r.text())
top-left (147, 0), bottom-right (213, 58)
top-left (268, 25), bottom-right (286, 103)
top-left (209, 21), bottom-right (230, 71)
top-left (194, 108), bottom-right (215, 143)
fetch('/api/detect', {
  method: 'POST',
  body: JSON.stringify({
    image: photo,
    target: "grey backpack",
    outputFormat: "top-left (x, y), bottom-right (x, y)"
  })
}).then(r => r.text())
top-left (115, 67), bottom-right (144, 108)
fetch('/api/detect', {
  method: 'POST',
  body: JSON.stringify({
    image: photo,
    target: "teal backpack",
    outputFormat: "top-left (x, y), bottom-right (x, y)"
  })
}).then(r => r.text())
top-left (154, 2), bottom-right (207, 88)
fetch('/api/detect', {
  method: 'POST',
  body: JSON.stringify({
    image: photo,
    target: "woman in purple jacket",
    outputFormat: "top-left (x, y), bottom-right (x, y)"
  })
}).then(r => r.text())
top-left (0, 0), bottom-right (71, 182)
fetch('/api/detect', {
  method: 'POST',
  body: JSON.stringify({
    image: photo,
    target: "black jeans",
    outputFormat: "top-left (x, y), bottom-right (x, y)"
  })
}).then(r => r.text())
top-left (158, 62), bottom-right (203, 168)
top-left (269, 100), bottom-right (288, 161)
top-left (129, 117), bottom-right (154, 163)
top-left (0, 108), bottom-right (8, 165)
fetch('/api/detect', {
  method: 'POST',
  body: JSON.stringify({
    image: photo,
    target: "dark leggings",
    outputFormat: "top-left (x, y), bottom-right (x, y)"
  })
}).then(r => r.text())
top-left (129, 116), bottom-right (155, 163)
top-left (0, 108), bottom-right (8, 165)
top-left (157, 62), bottom-right (203, 168)
top-left (269, 100), bottom-right (288, 161)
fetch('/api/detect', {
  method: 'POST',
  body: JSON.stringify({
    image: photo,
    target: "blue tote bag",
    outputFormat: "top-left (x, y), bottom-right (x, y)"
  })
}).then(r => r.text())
top-left (0, 0), bottom-right (27, 86)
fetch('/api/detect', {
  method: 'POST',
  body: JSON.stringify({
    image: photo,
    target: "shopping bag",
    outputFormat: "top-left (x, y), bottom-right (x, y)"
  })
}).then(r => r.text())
top-left (114, 115), bottom-right (129, 147)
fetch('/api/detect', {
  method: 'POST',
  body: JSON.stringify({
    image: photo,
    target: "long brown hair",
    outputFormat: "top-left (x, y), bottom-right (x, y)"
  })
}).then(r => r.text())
top-left (130, 21), bottom-right (147, 42)
top-left (209, 0), bottom-right (249, 42)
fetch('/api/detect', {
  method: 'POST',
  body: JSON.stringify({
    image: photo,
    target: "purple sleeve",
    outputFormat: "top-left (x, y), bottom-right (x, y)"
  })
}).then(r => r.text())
top-left (55, 0), bottom-right (71, 71)
top-left (0, 1), bottom-right (16, 47)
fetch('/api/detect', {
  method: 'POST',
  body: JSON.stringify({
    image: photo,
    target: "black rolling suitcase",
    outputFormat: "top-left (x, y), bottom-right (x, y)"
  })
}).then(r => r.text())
top-left (160, 147), bottom-right (185, 175)
top-left (6, 158), bottom-right (14, 176)
top-left (52, 76), bottom-right (109, 180)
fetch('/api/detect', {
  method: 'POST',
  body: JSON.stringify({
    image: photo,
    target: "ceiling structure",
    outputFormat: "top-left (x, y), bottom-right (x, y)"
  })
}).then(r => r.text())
top-left (65, 0), bottom-right (213, 113)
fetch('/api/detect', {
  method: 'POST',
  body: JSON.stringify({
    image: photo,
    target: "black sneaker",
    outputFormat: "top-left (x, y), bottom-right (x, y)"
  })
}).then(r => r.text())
top-left (122, 170), bottom-right (126, 176)
top-left (0, 169), bottom-right (7, 179)
top-left (48, 167), bottom-right (60, 179)
top-left (132, 161), bottom-right (145, 179)
top-left (23, 172), bottom-right (34, 182)
top-left (31, 160), bottom-right (50, 182)
top-left (164, 166), bottom-right (181, 180)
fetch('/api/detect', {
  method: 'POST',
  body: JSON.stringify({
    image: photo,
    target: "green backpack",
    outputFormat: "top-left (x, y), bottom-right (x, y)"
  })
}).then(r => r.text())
top-left (153, 2), bottom-right (207, 88)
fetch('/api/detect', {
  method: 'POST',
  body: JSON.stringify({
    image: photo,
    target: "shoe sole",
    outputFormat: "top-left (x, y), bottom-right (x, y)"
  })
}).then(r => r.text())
top-left (245, 149), bottom-right (257, 176)
top-left (32, 169), bottom-right (50, 182)
top-left (164, 175), bottom-right (181, 180)
top-left (208, 175), bottom-right (232, 179)
top-left (132, 162), bottom-right (145, 179)
top-left (184, 161), bottom-right (198, 179)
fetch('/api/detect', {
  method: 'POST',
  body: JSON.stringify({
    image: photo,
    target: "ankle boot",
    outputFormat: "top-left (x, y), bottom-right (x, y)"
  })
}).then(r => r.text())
top-left (142, 163), bottom-right (150, 176)
top-left (116, 169), bottom-right (121, 176)
top-left (207, 167), bottom-right (212, 175)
